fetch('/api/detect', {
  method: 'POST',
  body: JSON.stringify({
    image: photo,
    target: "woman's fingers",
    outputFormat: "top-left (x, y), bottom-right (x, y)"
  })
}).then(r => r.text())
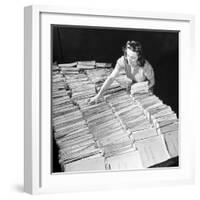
top-left (88, 97), bottom-right (95, 105)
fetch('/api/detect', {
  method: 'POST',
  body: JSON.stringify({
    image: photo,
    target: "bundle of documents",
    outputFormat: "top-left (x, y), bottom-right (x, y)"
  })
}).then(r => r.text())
top-left (58, 62), bottom-right (77, 68)
top-left (115, 74), bottom-right (132, 89)
top-left (53, 106), bottom-right (102, 167)
top-left (131, 92), bottom-right (179, 161)
top-left (95, 62), bottom-right (112, 68)
top-left (135, 135), bottom-right (170, 167)
top-left (131, 81), bottom-right (149, 95)
top-left (60, 67), bottom-right (80, 75)
top-left (52, 64), bottom-right (60, 74)
top-left (65, 74), bottom-right (96, 101)
top-left (77, 60), bottom-right (96, 70)
top-left (98, 80), bottom-right (124, 96)
top-left (105, 149), bottom-right (144, 170)
top-left (105, 90), bottom-right (152, 133)
top-left (52, 73), bottom-right (65, 83)
top-left (81, 101), bottom-right (130, 150)
top-left (64, 154), bottom-right (105, 172)
top-left (163, 131), bottom-right (178, 157)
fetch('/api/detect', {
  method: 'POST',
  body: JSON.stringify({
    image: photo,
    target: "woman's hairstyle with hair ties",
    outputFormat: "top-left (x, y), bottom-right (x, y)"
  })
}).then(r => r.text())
top-left (122, 40), bottom-right (145, 67)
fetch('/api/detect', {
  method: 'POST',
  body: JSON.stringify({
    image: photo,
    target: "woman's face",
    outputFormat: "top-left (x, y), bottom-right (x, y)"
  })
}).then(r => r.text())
top-left (126, 48), bottom-right (138, 66)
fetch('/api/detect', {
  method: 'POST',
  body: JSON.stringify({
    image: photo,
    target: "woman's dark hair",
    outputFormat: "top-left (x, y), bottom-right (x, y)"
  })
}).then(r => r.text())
top-left (122, 40), bottom-right (145, 67)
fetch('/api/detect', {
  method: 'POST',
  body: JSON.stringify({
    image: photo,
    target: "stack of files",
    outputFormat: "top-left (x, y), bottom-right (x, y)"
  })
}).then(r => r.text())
top-left (124, 115), bottom-right (152, 133)
top-left (85, 68), bottom-right (112, 84)
top-left (135, 135), bottom-right (170, 168)
top-left (105, 149), bottom-right (144, 170)
top-left (52, 64), bottom-right (60, 74)
top-left (132, 92), bottom-right (153, 102)
top-left (95, 62), bottom-right (112, 68)
top-left (77, 60), bottom-right (96, 70)
top-left (52, 96), bottom-right (71, 106)
top-left (52, 89), bottom-right (70, 99)
top-left (52, 100), bottom-right (79, 118)
top-left (134, 95), bottom-right (164, 119)
top-left (106, 91), bottom-right (152, 133)
top-left (57, 132), bottom-right (99, 159)
top-left (136, 95), bottom-right (160, 109)
top-left (148, 105), bottom-right (173, 119)
top-left (52, 74), bottom-right (65, 84)
top-left (132, 92), bottom-right (179, 160)
top-left (58, 62), bottom-right (77, 68)
top-left (163, 131), bottom-right (178, 157)
top-left (115, 74), bottom-right (132, 89)
top-left (53, 109), bottom-right (86, 139)
top-left (60, 67), bottom-right (80, 75)
top-left (59, 62), bottom-right (79, 75)
top-left (82, 101), bottom-right (130, 149)
top-left (77, 97), bottom-right (105, 110)
top-left (158, 121), bottom-right (179, 135)
top-left (65, 73), bottom-right (89, 83)
top-left (65, 74), bottom-right (96, 101)
top-left (131, 81), bottom-right (149, 95)
top-left (103, 140), bottom-right (134, 158)
top-left (64, 154), bottom-right (105, 172)
top-left (104, 90), bottom-right (131, 103)
top-left (59, 142), bottom-right (102, 166)
top-left (100, 81), bottom-right (124, 96)
top-left (130, 127), bottom-right (158, 141)
top-left (52, 81), bottom-right (67, 91)
top-left (52, 108), bottom-right (102, 167)
top-left (52, 73), bottom-right (69, 98)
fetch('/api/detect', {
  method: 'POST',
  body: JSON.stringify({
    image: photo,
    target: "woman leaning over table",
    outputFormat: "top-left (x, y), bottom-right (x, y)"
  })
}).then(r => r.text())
top-left (88, 40), bottom-right (155, 104)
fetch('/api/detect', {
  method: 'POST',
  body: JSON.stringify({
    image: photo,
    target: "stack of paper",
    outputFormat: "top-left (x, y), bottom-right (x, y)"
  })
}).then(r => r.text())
top-left (105, 90), bottom-right (152, 133)
top-left (115, 74), bottom-right (132, 89)
top-left (64, 154), bottom-right (105, 172)
top-left (99, 81), bottom-right (124, 96)
top-left (52, 97), bottom-right (78, 118)
top-left (95, 62), bottom-right (112, 68)
top-left (82, 101), bottom-right (130, 149)
top-left (135, 135), bottom-right (170, 167)
top-left (65, 74), bottom-right (96, 101)
top-left (52, 64), bottom-right (60, 75)
top-left (53, 109), bottom-right (102, 167)
top-left (163, 131), bottom-right (178, 157)
top-left (58, 62), bottom-right (77, 68)
top-left (106, 149), bottom-right (144, 170)
top-left (131, 81), bottom-right (149, 95)
top-left (77, 60), bottom-right (96, 70)
top-left (132, 92), bottom-right (179, 161)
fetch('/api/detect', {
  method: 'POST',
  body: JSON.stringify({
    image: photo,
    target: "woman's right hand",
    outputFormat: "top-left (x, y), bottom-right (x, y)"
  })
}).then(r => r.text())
top-left (88, 94), bottom-right (100, 105)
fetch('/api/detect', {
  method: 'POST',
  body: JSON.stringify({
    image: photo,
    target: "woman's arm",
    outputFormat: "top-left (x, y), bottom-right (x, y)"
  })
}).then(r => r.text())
top-left (144, 62), bottom-right (155, 90)
top-left (148, 75), bottom-right (155, 89)
top-left (88, 62), bottom-right (122, 104)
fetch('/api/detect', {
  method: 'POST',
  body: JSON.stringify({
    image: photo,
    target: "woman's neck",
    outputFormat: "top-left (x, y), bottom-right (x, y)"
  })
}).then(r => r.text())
top-left (124, 56), bottom-right (138, 68)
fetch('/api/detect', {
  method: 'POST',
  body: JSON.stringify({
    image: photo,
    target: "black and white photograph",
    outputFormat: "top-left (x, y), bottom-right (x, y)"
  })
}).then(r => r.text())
top-left (51, 25), bottom-right (179, 173)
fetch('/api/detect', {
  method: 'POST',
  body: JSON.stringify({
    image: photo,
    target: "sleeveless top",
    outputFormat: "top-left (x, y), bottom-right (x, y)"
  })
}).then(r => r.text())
top-left (116, 56), bottom-right (154, 83)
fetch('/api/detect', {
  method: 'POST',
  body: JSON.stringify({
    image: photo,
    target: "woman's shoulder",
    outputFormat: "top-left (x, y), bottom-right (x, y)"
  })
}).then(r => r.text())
top-left (116, 56), bottom-right (126, 68)
top-left (143, 60), bottom-right (154, 78)
top-left (143, 60), bottom-right (153, 70)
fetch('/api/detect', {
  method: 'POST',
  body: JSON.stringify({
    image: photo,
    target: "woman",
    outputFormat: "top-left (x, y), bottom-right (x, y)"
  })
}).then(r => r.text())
top-left (89, 40), bottom-right (155, 104)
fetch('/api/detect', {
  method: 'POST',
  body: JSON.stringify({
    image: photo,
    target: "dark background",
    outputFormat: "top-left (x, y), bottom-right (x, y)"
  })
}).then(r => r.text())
top-left (52, 25), bottom-right (179, 172)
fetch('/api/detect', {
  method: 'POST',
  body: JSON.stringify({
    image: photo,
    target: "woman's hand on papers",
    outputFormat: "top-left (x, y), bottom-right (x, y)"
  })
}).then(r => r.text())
top-left (88, 94), bottom-right (100, 105)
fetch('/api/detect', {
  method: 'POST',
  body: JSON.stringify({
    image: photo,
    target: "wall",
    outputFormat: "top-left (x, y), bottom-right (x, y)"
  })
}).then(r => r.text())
top-left (0, 0), bottom-right (199, 199)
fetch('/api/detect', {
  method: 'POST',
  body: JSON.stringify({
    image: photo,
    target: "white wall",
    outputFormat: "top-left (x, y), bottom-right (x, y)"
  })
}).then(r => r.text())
top-left (0, 0), bottom-right (199, 199)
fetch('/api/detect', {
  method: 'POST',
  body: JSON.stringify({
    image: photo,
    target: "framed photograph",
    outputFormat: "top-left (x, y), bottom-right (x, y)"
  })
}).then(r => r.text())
top-left (24, 5), bottom-right (195, 194)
